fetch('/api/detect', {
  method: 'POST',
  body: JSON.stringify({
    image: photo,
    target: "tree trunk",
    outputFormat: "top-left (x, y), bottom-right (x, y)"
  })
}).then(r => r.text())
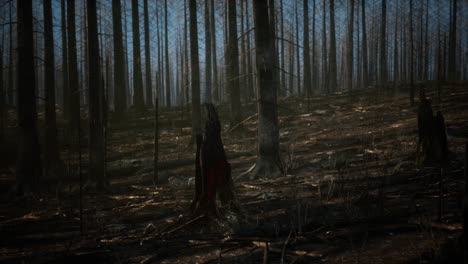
top-left (361, 0), bottom-right (368, 89)
top-left (312, 0), bottom-right (317, 95)
top-left (165, 0), bottom-right (171, 107)
top-left (210, 0), bottom-right (218, 103)
top-left (8, 0), bottom-right (14, 105)
top-left (67, 0), bottom-right (81, 132)
top-left (61, 0), bottom-right (69, 121)
top-left (132, 0), bottom-right (145, 112)
top-left (239, 0), bottom-right (246, 101)
top-left (204, 0), bottom-right (212, 103)
top-left (303, 0), bottom-right (311, 110)
top-left (156, 4), bottom-right (162, 107)
top-left (228, 0), bottom-right (241, 126)
top-left (393, 0), bottom-right (399, 87)
top-left (448, 0), bottom-right (457, 81)
top-left (0, 40), bottom-right (3, 141)
top-left (347, 0), bottom-right (354, 90)
top-left (189, 0), bottom-right (201, 139)
top-left (417, 0), bottom-right (423, 81)
top-left (280, 0), bottom-right (285, 97)
top-left (82, 3), bottom-right (88, 106)
top-left (321, 0), bottom-right (327, 93)
top-left (245, 1), bottom-right (253, 99)
top-left (176, 38), bottom-right (182, 105)
top-left (223, 2), bottom-right (228, 102)
top-left (402, 13), bottom-right (407, 82)
top-left (154, 97), bottom-right (159, 184)
top-left (16, 0), bottom-right (42, 195)
top-left (296, 1), bottom-right (301, 94)
top-left (409, 0), bottom-right (415, 105)
top-left (247, 0), bottom-right (282, 180)
top-left (423, 0), bottom-right (429, 80)
top-left (329, 0), bottom-right (337, 93)
top-left (356, 7), bottom-right (361, 88)
top-left (43, 0), bottom-right (61, 179)
top-left (112, 0), bottom-right (126, 119)
top-left (87, 0), bottom-right (106, 191)
top-left (268, 0), bottom-right (280, 97)
top-left (379, 0), bottom-right (387, 85)
top-left (289, 28), bottom-right (294, 95)
top-left (144, 0), bottom-right (153, 107)
top-left (184, 0), bottom-right (189, 108)
top-left (123, 0), bottom-right (131, 106)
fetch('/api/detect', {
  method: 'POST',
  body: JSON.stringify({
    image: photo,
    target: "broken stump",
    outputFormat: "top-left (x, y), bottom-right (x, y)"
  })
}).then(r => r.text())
top-left (417, 89), bottom-right (449, 164)
top-left (191, 104), bottom-right (239, 217)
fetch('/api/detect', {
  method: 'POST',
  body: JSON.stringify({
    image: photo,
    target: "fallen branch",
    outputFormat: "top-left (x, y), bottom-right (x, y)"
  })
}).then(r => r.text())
top-left (161, 214), bottom-right (205, 237)
top-left (228, 114), bottom-right (258, 133)
top-left (281, 229), bottom-right (293, 264)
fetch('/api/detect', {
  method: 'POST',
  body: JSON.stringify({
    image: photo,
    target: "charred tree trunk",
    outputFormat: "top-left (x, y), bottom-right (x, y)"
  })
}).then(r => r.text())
top-left (245, 0), bottom-right (283, 180)
top-left (448, 0), bottom-right (457, 81)
top-left (409, 0), bottom-right (415, 105)
top-left (0, 41), bottom-right (3, 142)
top-left (279, 0), bottom-right (285, 97)
top-left (321, 0), bottom-right (327, 93)
top-left (296, 1), bottom-right (301, 94)
top-left (61, 0), bottom-right (69, 121)
top-left (303, 0), bottom-right (311, 109)
top-left (393, 0), bottom-right (399, 87)
top-left (204, 0), bottom-right (212, 103)
top-left (87, 0), bottom-right (107, 190)
top-left (379, 0), bottom-right (387, 85)
top-left (164, 0), bottom-right (171, 107)
top-left (210, 0), bottom-right (219, 103)
top-left (82, 3), bottom-right (88, 106)
top-left (417, 91), bottom-right (449, 164)
top-left (464, 143), bottom-right (468, 264)
top-left (191, 104), bottom-right (238, 216)
top-left (154, 98), bottom-right (159, 184)
top-left (183, 0), bottom-right (190, 108)
top-left (132, 0), bottom-right (145, 113)
top-left (245, 1), bottom-right (253, 99)
top-left (67, 0), bottom-right (80, 132)
top-left (112, 0), bottom-right (126, 119)
top-left (16, 0), bottom-right (42, 195)
top-left (268, 0), bottom-right (280, 97)
top-left (144, 0), bottom-right (153, 107)
top-left (239, 0), bottom-right (245, 101)
top-left (156, 4), bottom-right (162, 107)
top-left (329, 0), bottom-right (337, 93)
top-left (347, 0), bottom-right (354, 90)
top-left (8, 0), bottom-right (14, 106)
top-left (189, 0), bottom-right (201, 140)
top-left (228, 0), bottom-right (241, 126)
top-left (43, 0), bottom-right (61, 179)
top-left (311, 0), bottom-right (317, 96)
top-left (361, 0), bottom-right (368, 89)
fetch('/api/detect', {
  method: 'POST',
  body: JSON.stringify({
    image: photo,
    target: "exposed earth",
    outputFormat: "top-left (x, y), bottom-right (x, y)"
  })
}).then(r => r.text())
top-left (1, 82), bottom-right (467, 263)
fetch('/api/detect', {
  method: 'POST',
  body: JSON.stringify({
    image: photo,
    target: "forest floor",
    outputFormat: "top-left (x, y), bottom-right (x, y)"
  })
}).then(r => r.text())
top-left (1, 82), bottom-right (467, 264)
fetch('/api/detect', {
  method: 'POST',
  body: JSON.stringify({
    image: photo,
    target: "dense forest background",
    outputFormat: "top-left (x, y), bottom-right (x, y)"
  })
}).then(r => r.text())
top-left (1, 0), bottom-right (467, 108)
top-left (0, 0), bottom-right (467, 263)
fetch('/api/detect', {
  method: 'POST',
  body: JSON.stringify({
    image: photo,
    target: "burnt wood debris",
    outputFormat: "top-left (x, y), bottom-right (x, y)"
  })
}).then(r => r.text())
top-left (191, 104), bottom-right (238, 217)
top-left (1, 0), bottom-right (467, 263)
top-left (417, 88), bottom-right (449, 165)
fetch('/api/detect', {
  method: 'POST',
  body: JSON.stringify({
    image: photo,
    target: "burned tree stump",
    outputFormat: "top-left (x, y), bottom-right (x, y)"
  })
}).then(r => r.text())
top-left (417, 90), bottom-right (449, 164)
top-left (191, 104), bottom-right (239, 217)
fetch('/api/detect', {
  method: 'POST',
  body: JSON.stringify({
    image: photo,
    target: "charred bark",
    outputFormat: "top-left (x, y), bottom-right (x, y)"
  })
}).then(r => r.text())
top-left (16, 0), bottom-right (42, 195)
top-left (417, 91), bottom-right (449, 164)
top-left (191, 104), bottom-right (238, 217)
